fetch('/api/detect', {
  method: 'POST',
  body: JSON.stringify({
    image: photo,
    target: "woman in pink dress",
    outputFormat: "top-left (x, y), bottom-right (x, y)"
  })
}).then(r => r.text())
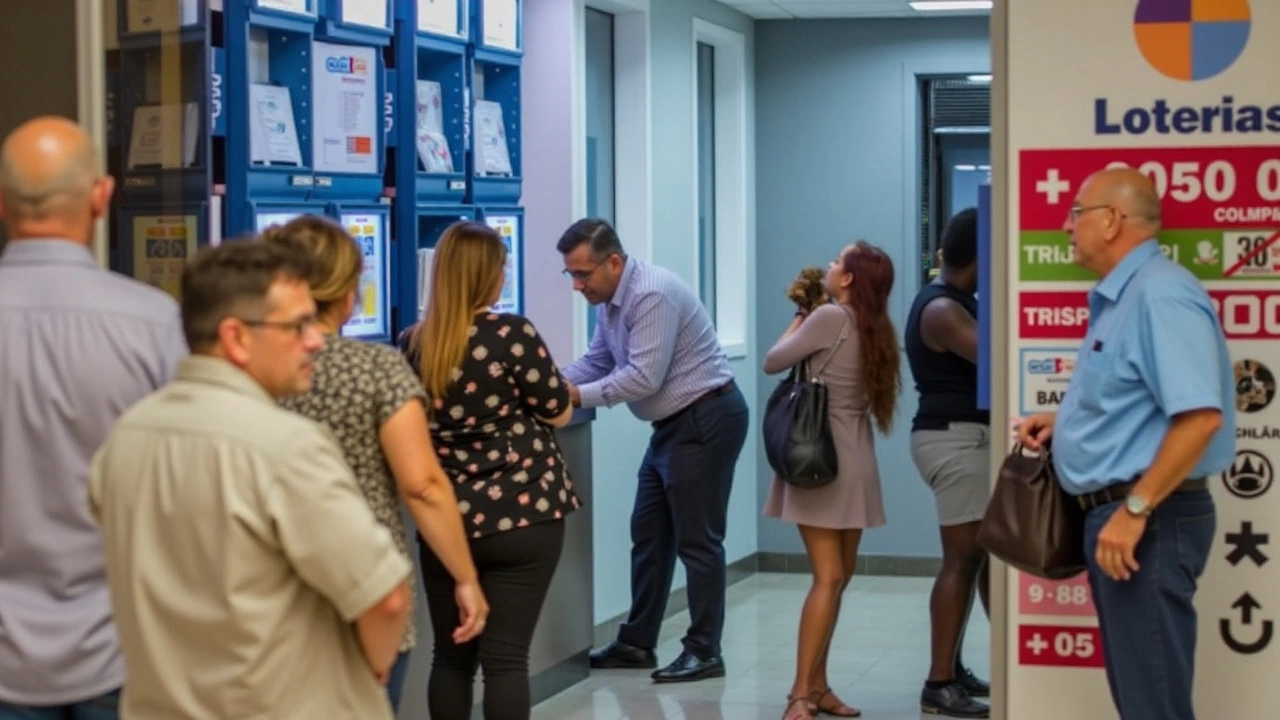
top-left (763, 241), bottom-right (902, 720)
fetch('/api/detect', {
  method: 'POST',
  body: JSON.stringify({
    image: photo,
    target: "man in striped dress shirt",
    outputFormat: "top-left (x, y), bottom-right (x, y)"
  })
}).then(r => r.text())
top-left (558, 218), bottom-right (749, 683)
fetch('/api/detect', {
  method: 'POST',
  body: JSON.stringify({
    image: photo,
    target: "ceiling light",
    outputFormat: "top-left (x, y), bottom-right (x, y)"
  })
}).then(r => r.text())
top-left (967, 74), bottom-right (992, 82)
top-left (909, 1), bottom-right (994, 11)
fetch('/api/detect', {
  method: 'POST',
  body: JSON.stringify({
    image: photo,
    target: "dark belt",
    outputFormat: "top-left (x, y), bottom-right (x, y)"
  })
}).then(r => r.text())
top-left (1075, 477), bottom-right (1208, 511)
top-left (652, 380), bottom-right (736, 429)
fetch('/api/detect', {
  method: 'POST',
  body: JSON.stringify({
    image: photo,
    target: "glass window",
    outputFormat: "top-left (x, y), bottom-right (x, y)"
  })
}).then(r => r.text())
top-left (696, 41), bottom-right (716, 321)
top-left (583, 8), bottom-right (615, 340)
top-left (584, 8), bottom-right (616, 225)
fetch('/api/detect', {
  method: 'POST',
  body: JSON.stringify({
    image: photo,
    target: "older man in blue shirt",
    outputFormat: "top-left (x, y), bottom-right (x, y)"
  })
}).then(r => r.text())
top-left (1019, 167), bottom-right (1234, 720)
top-left (558, 218), bottom-right (749, 683)
top-left (0, 117), bottom-right (187, 719)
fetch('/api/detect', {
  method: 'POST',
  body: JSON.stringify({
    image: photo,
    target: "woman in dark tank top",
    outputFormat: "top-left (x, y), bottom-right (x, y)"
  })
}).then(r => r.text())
top-left (903, 208), bottom-right (992, 719)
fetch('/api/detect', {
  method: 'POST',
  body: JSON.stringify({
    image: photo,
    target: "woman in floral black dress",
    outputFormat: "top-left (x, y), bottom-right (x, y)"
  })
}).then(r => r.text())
top-left (401, 220), bottom-right (580, 720)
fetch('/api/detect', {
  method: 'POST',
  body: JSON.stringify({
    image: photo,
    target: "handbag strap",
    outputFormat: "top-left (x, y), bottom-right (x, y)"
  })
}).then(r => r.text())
top-left (810, 305), bottom-right (853, 381)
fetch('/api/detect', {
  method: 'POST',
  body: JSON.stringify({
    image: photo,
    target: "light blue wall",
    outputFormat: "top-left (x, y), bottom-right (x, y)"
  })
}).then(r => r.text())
top-left (590, 0), bottom-right (757, 625)
top-left (753, 17), bottom-right (990, 558)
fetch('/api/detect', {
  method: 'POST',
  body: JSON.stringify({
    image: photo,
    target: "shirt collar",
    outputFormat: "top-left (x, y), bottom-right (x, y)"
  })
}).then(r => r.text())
top-left (0, 239), bottom-right (98, 268)
top-left (1092, 239), bottom-right (1161, 303)
top-left (175, 355), bottom-right (276, 406)
top-left (609, 256), bottom-right (639, 309)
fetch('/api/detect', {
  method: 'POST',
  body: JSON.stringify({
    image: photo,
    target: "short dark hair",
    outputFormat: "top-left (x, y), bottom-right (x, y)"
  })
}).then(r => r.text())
top-left (181, 240), bottom-right (314, 352)
top-left (556, 218), bottom-right (626, 260)
top-left (940, 207), bottom-right (979, 269)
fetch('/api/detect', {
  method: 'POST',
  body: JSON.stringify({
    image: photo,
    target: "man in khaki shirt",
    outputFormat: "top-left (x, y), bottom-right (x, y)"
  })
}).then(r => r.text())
top-left (89, 241), bottom-right (412, 720)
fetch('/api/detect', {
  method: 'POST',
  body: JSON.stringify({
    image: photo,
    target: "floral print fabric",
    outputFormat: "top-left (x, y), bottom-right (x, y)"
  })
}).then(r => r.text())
top-left (401, 313), bottom-right (581, 539)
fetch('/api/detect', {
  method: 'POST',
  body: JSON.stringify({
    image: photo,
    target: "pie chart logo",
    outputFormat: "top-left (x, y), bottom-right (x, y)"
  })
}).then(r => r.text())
top-left (1134, 0), bottom-right (1251, 81)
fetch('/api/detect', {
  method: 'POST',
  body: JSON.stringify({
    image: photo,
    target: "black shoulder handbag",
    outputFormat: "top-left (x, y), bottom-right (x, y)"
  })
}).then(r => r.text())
top-left (976, 443), bottom-right (1086, 580)
top-left (761, 312), bottom-right (850, 489)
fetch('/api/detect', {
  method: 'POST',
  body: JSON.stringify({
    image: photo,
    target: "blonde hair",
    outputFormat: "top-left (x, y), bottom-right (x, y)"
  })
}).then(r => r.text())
top-left (416, 221), bottom-right (507, 403)
top-left (259, 215), bottom-right (362, 314)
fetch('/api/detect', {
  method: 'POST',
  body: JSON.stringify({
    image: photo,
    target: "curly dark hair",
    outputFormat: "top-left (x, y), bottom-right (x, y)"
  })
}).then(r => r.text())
top-left (786, 267), bottom-right (830, 313)
top-left (842, 241), bottom-right (901, 435)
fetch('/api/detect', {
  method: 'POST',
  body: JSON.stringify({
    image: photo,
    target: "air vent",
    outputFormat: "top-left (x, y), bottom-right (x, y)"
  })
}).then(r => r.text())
top-left (929, 78), bottom-right (991, 131)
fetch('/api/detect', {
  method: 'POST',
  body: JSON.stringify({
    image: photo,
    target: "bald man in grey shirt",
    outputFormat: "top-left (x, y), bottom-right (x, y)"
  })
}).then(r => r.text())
top-left (0, 117), bottom-right (186, 718)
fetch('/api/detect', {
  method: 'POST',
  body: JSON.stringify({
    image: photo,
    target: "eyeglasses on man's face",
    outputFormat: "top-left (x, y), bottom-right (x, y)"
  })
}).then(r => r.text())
top-left (1067, 204), bottom-right (1112, 221)
top-left (561, 255), bottom-right (614, 282)
top-left (237, 314), bottom-right (319, 338)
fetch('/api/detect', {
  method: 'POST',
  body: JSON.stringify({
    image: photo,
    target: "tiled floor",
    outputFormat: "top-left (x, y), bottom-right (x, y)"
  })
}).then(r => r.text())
top-left (532, 573), bottom-right (990, 719)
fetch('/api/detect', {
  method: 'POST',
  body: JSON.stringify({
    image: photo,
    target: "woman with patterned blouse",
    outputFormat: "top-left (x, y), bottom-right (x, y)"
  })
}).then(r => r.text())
top-left (401, 220), bottom-right (581, 720)
top-left (263, 216), bottom-right (488, 711)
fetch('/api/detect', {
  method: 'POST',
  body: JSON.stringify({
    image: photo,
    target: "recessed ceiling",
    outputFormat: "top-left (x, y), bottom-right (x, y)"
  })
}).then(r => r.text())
top-left (716, 0), bottom-right (992, 20)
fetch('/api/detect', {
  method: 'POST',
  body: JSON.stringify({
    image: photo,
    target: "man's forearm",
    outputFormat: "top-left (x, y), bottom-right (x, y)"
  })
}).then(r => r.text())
top-left (354, 582), bottom-right (411, 677)
top-left (577, 365), bottom-right (663, 409)
top-left (1132, 408), bottom-right (1224, 507)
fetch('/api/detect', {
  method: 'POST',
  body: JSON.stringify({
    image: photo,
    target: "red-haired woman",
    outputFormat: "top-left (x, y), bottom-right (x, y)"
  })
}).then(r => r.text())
top-left (763, 241), bottom-right (902, 720)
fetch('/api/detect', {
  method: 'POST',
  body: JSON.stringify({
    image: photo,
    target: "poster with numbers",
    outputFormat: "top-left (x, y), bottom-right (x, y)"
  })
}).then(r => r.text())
top-left (483, 213), bottom-right (522, 315)
top-left (1000, 0), bottom-right (1280, 717)
top-left (340, 212), bottom-right (388, 340)
top-left (132, 215), bottom-right (198, 301)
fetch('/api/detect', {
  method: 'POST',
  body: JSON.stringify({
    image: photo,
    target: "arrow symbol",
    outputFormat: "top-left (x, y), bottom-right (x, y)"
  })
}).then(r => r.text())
top-left (1233, 592), bottom-right (1262, 625)
top-left (1220, 618), bottom-right (1274, 655)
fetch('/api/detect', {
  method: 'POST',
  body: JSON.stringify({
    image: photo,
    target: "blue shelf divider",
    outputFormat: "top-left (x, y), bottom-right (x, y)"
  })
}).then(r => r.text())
top-left (224, 0), bottom-right (320, 236)
top-left (111, 0), bottom-right (217, 281)
top-left (977, 183), bottom-right (992, 411)
top-left (106, 0), bottom-right (524, 347)
top-left (318, 0), bottom-right (394, 45)
top-left (396, 204), bottom-right (478, 336)
top-left (395, 0), bottom-right (470, 205)
top-left (467, 0), bottom-right (522, 206)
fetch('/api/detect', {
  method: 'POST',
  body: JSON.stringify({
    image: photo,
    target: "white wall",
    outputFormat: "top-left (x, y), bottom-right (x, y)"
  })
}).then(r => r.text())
top-left (582, 0), bottom-right (758, 625)
top-left (754, 17), bottom-right (991, 559)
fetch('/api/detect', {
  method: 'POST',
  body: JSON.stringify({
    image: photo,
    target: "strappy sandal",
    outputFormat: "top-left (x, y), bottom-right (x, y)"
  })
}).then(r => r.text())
top-left (810, 687), bottom-right (861, 717)
top-left (782, 695), bottom-right (815, 720)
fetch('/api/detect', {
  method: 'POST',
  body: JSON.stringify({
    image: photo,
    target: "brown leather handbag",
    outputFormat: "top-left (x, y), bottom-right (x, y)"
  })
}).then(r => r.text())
top-left (976, 444), bottom-right (1087, 580)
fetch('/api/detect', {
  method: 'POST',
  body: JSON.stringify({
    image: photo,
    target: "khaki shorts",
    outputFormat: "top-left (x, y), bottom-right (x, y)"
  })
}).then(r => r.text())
top-left (910, 423), bottom-right (991, 526)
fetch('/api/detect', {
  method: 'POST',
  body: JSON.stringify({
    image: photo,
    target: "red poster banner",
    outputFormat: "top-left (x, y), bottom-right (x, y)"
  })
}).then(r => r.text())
top-left (1019, 289), bottom-right (1280, 340)
top-left (1020, 147), bottom-right (1280, 231)
top-left (1018, 292), bottom-right (1090, 339)
top-left (1017, 624), bottom-right (1105, 669)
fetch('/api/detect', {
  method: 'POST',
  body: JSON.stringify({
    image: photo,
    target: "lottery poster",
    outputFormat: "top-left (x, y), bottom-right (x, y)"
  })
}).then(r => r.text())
top-left (340, 212), bottom-right (388, 340)
top-left (999, 1), bottom-right (1280, 717)
top-left (483, 213), bottom-right (522, 315)
top-left (132, 215), bottom-right (198, 300)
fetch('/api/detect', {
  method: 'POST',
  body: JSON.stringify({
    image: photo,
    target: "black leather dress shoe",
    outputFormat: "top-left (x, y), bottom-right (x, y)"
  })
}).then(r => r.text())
top-left (650, 651), bottom-right (725, 683)
top-left (589, 640), bottom-right (657, 669)
top-left (956, 665), bottom-right (990, 697)
top-left (921, 681), bottom-right (989, 718)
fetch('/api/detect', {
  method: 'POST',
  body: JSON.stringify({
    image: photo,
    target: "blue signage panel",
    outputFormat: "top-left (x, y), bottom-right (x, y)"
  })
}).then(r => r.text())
top-left (977, 183), bottom-right (991, 411)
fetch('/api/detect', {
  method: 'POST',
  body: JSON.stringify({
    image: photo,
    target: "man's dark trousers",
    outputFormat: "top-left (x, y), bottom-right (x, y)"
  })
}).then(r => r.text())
top-left (1085, 489), bottom-right (1215, 720)
top-left (615, 387), bottom-right (749, 659)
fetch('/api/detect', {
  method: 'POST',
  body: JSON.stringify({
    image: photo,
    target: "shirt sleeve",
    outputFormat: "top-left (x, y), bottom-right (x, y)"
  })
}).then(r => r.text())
top-left (762, 304), bottom-right (848, 375)
top-left (577, 292), bottom-right (680, 409)
top-left (375, 346), bottom-right (428, 427)
top-left (143, 303), bottom-right (187, 390)
top-left (1138, 290), bottom-right (1227, 417)
top-left (504, 318), bottom-right (572, 420)
top-left (266, 426), bottom-right (411, 621)
top-left (562, 315), bottom-right (615, 385)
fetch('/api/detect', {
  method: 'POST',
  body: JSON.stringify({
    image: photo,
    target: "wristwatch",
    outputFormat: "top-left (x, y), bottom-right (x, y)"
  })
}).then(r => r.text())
top-left (1124, 493), bottom-right (1152, 517)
